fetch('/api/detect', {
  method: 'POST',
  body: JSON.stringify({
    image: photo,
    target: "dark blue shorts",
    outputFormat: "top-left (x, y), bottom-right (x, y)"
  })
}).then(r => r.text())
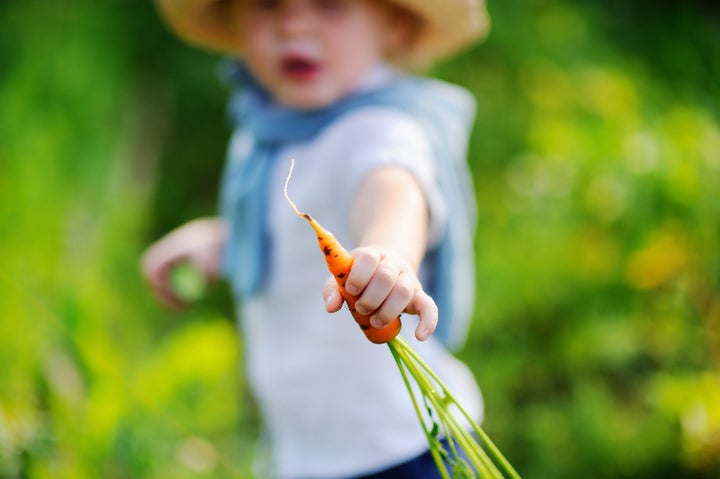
top-left (352, 446), bottom-right (445, 479)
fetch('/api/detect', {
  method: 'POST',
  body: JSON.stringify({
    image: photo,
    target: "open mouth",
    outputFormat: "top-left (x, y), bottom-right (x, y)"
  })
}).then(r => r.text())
top-left (281, 55), bottom-right (320, 80)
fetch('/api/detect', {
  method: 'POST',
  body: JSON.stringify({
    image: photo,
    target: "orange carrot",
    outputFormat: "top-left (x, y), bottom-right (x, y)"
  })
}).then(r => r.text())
top-left (284, 160), bottom-right (402, 344)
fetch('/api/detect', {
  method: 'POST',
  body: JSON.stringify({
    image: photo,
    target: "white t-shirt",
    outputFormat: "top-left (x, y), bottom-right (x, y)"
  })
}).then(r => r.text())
top-left (229, 104), bottom-right (483, 478)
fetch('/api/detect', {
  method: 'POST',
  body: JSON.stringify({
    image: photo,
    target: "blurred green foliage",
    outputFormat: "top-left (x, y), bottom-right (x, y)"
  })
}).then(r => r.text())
top-left (1, 0), bottom-right (719, 478)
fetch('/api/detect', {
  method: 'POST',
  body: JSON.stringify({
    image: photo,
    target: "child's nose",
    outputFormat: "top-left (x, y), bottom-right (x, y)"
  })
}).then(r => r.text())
top-left (277, 4), bottom-right (315, 37)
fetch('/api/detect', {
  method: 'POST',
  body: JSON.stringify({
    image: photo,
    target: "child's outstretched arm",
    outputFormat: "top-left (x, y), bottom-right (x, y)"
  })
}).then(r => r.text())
top-left (323, 167), bottom-right (438, 341)
top-left (141, 217), bottom-right (228, 309)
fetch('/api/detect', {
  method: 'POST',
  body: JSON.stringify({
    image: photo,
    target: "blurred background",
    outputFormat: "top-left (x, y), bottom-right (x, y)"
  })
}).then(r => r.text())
top-left (1, 0), bottom-right (719, 477)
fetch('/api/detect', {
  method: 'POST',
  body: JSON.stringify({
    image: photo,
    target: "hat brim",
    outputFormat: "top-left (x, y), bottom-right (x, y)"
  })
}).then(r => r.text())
top-left (155, 0), bottom-right (490, 67)
top-left (394, 0), bottom-right (490, 67)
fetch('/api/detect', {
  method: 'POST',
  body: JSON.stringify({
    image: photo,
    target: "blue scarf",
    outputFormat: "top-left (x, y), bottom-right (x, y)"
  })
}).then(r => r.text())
top-left (219, 63), bottom-right (477, 350)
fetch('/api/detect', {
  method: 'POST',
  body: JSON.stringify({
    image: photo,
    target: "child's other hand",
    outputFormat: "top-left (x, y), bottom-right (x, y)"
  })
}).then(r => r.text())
top-left (141, 217), bottom-right (228, 309)
top-left (323, 246), bottom-right (438, 341)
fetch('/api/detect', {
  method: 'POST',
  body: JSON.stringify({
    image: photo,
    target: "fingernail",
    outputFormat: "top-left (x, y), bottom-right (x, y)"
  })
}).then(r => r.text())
top-left (326, 290), bottom-right (339, 305)
top-left (370, 316), bottom-right (384, 329)
top-left (416, 326), bottom-right (429, 341)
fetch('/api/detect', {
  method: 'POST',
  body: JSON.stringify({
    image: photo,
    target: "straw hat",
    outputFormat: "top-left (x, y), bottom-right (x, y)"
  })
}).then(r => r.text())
top-left (156, 0), bottom-right (490, 67)
top-left (392, 0), bottom-right (490, 66)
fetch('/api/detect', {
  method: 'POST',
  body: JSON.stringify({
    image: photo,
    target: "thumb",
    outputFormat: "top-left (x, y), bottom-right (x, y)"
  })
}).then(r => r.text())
top-left (410, 290), bottom-right (438, 341)
top-left (322, 277), bottom-right (344, 313)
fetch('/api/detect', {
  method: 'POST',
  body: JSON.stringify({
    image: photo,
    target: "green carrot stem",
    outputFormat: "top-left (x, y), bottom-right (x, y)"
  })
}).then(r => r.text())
top-left (388, 336), bottom-right (522, 479)
top-left (388, 336), bottom-right (520, 479)
top-left (395, 344), bottom-right (497, 478)
top-left (389, 344), bottom-right (453, 479)
top-left (389, 340), bottom-right (494, 477)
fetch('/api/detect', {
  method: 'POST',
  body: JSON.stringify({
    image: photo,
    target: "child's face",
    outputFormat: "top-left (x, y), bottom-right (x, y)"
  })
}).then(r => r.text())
top-left (237, 0), bottom-right (407, 109)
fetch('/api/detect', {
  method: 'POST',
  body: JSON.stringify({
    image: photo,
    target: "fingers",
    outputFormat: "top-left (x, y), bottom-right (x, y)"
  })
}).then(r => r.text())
top-left (322, 277), bottom-right (343, 313)
top-left (346, 248), bottom-right (395, 316)
top-left (341, 247), bottom-right (438, 341)
top-left (343, 248), bottom-right (381, 297)
top-left (363, 272), bottom-right (413, 325)
top-left (140, 218), bottom-right (228, 310)
top-left (140, 247), bottom-right (187, 310)
top-left (367, 282), bottom-right (437, 342)
top-left (410, 290), bottom-right (439, 341)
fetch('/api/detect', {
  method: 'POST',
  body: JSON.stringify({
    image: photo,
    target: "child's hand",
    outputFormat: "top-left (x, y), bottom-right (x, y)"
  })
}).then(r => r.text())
top-left (141, 217), bottom-right (228, 309)
top-left (323, 246), bottom-right (438, 341)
